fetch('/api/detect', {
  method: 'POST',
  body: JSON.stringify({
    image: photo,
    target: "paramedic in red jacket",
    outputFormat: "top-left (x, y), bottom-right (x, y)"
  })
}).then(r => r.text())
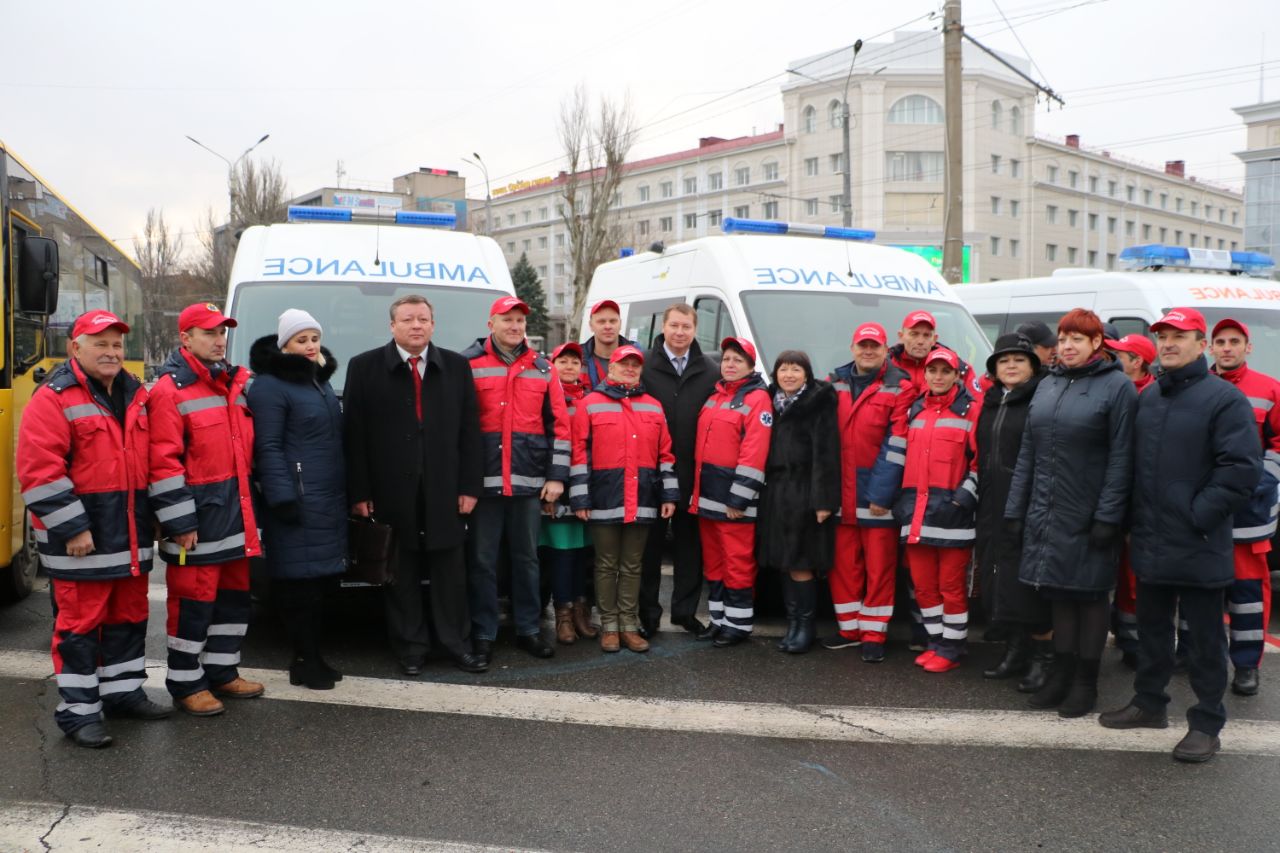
top-left (1105, 332), bottom-right (1157, 668)
top-left (690, 337), bottom-right (773, 647)
top-left (149, 303), bottom-right (264, 717)
top-left (1209, 317), bottom-right (1280, 698)
top-left (570, 345), bottom-right (679, 653)
top-left (17, 311), bottom-right (171, 748)
top-left (895, 347), bottom-right (980, 674)
top-left (823, 322), bottom-right (913, 663)
top-left (462, 295), bottom-right (572, 664)
top-left (889, 309), bottom-right (984, 399)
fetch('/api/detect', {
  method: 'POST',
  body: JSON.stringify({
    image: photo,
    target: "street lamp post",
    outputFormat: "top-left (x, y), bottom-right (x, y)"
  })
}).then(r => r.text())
top-left (185, 133), bottom-right (270, 227)
top-left (462, 153), bottom-right (492, 236)
top-left (788, 40), bottom-right (868, 228)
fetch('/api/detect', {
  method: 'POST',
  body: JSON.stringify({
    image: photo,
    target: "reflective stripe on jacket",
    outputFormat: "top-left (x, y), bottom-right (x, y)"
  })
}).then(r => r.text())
top-left (1213, 362), bottom-right (1280, 543)
top-left (17, 360), bottom-right (154, 580)
top-left (148, 348), bottom-right (260, 565)
top-left (894, 384), bottom-right (979, 547)
top-left (461, 336), bottom-right (571, 497)
top-left (690, 374), bottom-right (773, 522)
top-left (570, 383), bottom-right (678, 523)
top-left (828, 360), bottom-right (912, 528)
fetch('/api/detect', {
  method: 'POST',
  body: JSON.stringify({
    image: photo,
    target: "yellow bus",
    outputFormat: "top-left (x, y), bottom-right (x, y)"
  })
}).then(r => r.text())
top-left (0, 142), bottom-right (145, 601)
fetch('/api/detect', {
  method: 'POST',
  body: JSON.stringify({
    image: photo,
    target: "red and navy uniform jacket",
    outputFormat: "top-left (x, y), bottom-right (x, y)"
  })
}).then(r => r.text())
top-left (461, 336), bottom-right (571, 497)
top-left (894, 384), bottom-right (980, 547)
top-left (148, 348), bottom-right (260, 565)
top-left (17, 360), bottom-right (154, 580)
top-left (547, 380), bottom-right (587, 520)
top-left (890, 342), bottom-right (985, 401)
top-left (828, 360), bottom-right (912, 528)
top-left (570, 381), bottom-right (679, 523)
top-left (1212, 362), bottom-right (1280, 543)
top-left (690, 374), bottom-right (773, 522)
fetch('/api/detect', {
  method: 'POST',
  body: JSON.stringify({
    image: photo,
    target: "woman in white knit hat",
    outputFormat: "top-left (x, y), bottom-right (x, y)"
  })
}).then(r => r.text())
top-left (245, 309), bottom-right (347, 689)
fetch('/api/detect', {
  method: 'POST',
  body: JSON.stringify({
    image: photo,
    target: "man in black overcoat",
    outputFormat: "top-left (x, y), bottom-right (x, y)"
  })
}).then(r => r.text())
top-left (639, 302), bottom-right (721, 636)
top-left (344, 295), bottom-right (486, 675)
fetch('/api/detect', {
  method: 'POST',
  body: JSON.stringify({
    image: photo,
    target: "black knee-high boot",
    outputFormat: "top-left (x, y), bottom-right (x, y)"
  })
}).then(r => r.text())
top-left (787, 579), bottom-right (817, 654)
top-left (777, 576), bottom-right (799, 652)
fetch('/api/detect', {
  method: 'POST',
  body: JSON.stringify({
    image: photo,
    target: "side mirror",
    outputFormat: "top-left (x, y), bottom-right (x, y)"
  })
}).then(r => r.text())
top-left (18, 236), bottom-right (59, 316)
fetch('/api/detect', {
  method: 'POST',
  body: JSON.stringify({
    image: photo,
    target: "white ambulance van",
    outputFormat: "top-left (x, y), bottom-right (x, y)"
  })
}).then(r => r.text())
top-left (224, 206), bottom-right (515, 395)
top-left (960, 245), bottom-right (1280, 375)
top-left (581, 218), bottom-right (991, 380)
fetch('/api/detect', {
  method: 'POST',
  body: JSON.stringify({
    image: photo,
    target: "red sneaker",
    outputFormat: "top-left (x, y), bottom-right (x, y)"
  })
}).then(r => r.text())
top-left (914, 650), bottom-right (937, 667)
top-left (923, 655), bottom-right (961, 673)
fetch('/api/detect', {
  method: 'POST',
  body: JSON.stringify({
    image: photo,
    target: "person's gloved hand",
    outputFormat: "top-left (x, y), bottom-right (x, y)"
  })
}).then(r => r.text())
top-left (272, 501), bottom-right (301, 524)
top-left (1089, 520), bottom-right (1120, 550)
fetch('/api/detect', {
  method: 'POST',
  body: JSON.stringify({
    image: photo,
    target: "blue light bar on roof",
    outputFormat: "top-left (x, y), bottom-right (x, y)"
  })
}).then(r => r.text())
top-left (394, 210), bottom-right (457, 228)
top-left (287, 205), bottom-right (352, 222)
top-left (722, 217), bottom-right (875, 241)
top-left (1119, 244), bottom-right (1274, 276)
top-left (619, 247), bottom-right (635, 258)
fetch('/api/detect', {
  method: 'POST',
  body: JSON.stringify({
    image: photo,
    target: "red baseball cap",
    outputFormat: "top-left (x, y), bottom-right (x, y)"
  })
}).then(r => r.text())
top-left (853, 322), bottom-right (888, 346)
top-left (610, 344), bottom-right (645, 365)
top-left (590, 299), bottom-right (620, 316)
top-left (489, 295), bottom-right (529, 316)
top-left (179, 302), bottom-right (236, 332)
top-left (1106, 334), bottom-right (1157, 365)
top-left (720, 336), bottom-right (757, 365)
top-left (550, 341), bottom-right (583, 361)
top-left (924, 347), bottom-right (959, 370)
top-left (1211, 317), bottom-right (1250, 341)
top-left (903, 310), bottom-right (937, 330)
top-left (72, 309), bottom-right (130, 339)
top-left (1151, 307), bottom-right (1206, 334)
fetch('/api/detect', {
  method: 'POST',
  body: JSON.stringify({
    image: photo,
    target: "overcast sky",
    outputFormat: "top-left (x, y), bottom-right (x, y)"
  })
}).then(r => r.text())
top-left (3, 0), bottom-right (1275, 260)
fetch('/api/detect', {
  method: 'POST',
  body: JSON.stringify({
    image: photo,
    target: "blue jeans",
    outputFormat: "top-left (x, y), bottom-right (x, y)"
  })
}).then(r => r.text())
top-left (468, 496), bottom-right (544, 640)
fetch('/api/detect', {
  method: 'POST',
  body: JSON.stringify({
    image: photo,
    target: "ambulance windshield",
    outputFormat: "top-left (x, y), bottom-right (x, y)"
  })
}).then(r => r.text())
top-left (227, 282), bottom-right (502, 395)
top-left (741, 290), bottom-right (992, 380)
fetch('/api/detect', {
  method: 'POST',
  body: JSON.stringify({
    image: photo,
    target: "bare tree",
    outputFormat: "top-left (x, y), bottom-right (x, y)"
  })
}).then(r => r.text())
top-left (558, 84), bottom-right (635, 338)
top-left (192, 157), bottom-right (289, 297)
top-left (135, 208), bottom-right (185, 366)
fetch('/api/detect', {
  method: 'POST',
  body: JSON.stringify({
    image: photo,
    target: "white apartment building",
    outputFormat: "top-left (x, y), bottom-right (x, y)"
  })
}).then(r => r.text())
top-left (1235, 99), bottom-right (1280, 272)
top-left (475, 31), bottom-right (1244, 340)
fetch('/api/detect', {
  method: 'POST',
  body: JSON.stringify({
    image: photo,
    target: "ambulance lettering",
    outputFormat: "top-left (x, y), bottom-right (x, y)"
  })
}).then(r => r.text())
top-left (262, 257), bottom-right (491, 284)
top-left (752, 267), bottom-right (943, 296)
top-left (1188, 286), bottom-right (1280, 302)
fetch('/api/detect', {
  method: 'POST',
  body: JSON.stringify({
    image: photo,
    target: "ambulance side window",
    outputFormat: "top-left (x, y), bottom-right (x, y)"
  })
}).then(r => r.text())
top-left (694, 296), bottom-right (735, 354)
top-left (626, 297), bottom-right (679, 350)
top-left (1108, 317), bottom-right (1150, 338)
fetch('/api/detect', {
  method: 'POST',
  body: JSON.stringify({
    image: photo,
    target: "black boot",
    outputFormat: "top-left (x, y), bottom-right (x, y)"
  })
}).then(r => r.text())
top-left (310, 605), bottom-right (342, 682)
top-left (787, 579), bottom-right (816, 654)
top-left (776, 577), bottom-right (799, 652)
top-left (983, 631), bottom-right (1030, 679)
top-left (1017, 640), bottom-right (1054, 694)
top-left (1028, 652), bottom-right (1075, 709)
top-left (285, 603), bottom-right (335, 691)
top-left (1058, 657), bottom-right (1100, 718)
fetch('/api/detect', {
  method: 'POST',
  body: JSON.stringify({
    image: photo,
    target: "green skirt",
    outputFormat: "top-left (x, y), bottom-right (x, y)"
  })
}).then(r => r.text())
top-left (539, 517), bottom-right (588, 550)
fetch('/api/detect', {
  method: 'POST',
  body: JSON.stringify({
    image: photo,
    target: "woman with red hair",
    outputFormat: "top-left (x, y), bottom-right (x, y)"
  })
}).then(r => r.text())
top-left (1005, 308), bottom-right (1137, 717)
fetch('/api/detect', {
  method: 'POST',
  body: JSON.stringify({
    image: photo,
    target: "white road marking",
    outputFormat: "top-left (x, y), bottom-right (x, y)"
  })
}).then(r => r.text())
top-left (0, 801), bottom-right (552, 852)
top-left (1, 648), bottom-right (1277, 757)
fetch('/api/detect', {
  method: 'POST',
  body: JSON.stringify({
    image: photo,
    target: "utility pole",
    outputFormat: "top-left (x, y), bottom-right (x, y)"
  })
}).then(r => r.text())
top-left (942, 0), bottom-right (964, 284)
top-left (840, 40), bottom-right (862, 228)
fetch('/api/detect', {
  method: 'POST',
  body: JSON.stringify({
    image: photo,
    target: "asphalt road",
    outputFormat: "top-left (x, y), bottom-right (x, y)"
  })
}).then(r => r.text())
top-left (1, 563), bottom-right (1277, 852)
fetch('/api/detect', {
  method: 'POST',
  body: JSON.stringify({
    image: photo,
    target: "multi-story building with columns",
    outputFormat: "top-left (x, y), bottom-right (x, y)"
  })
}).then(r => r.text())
top-left (474, 31), bottom-right (1243, 341)
top-left (1235, 98), bottom-right (1280, 274)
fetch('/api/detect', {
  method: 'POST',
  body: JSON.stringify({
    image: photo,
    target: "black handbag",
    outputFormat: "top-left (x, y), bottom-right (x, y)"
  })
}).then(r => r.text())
top-left (347, 514), bottom-right (397, 586)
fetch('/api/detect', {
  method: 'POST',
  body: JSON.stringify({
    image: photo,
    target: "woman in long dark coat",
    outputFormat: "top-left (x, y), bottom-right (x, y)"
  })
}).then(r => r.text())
top-left (756, 350), bottom-right (840, 654)
top-left (1005, 308), bottom-right (1137, 718)
top-left (974, 334), bottom-right (1051, 691)
top-left (247, 310), bottom-right (347, 690)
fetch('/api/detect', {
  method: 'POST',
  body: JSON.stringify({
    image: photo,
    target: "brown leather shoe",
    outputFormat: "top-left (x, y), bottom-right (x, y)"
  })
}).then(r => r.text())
top-left (555, 604), bottom-right (577, 645)
top-left (620, 631), bottom-right (650, 653)
top-left (573, 598), bottom-right (599, 639)
top-left (600, 631), bottom-right (621, 653)
top-left (175, 690), bottom-right (225, 717)
top-left (211, 677), bottom-right (265, 699)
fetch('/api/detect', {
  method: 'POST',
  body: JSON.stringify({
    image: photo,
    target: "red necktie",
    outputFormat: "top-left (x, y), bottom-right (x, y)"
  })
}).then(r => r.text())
top-left (408, 356), bottom-right (423, 422)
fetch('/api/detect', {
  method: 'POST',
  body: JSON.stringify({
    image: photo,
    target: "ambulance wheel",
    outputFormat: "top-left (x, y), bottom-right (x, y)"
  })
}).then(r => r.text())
top-left (0, 515), bottom-right (39, 603)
